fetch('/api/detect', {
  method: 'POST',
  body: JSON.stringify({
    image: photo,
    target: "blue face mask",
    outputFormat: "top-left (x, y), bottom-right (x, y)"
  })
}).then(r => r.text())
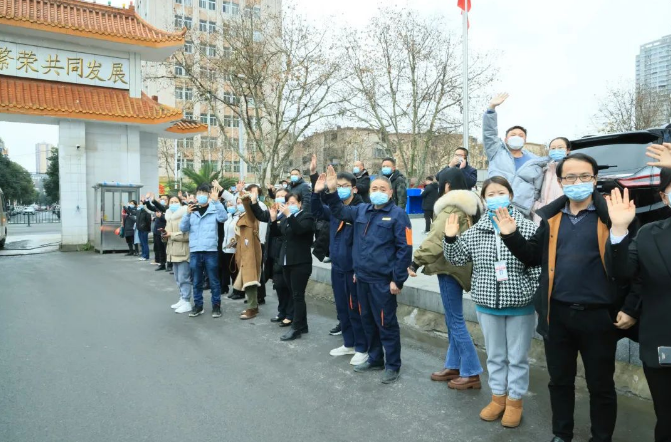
top-left (288, 205), bottom-right (300, 215)
top-left (563, 182), bottom-right (594, 202)
top-left (370, 192), bottom-right (390, 206)
top-left (549, 149), bottom-right (567, 162)
top-left (160, 200), bottom-right (168, 207)
top-left (227, 206), bottom-right (236, 214)
top-left (381, 167), bottom-right (393, 176)
top-left (290, 175), bottom-right (299, 183)
top-left (353, 167), bottom-right (360, 175)
top-left (275, 196), bottom-right (286, 204)
top-left (486, 195), bottom-right (511, 211)
top-left (128, 204), bottom-right (135, 209)
top-left (237, 204), bottom-right (245, 213)
top-left (137, 204), bottom-right (144, 210)
top-left (196, 195), bottom-right (208, 205)
top-left (169, 204), bottom-right (180, 212)
top-left (337, 187), bottom-right (352, 200)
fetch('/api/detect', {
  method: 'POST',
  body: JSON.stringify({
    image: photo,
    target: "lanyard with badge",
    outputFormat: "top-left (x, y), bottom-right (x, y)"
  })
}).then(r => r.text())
top-left (494, 233), bottom-right (509, 282)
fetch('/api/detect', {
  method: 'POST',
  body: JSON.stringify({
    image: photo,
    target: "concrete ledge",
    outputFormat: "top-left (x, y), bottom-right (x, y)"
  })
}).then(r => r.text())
top-left (308, 260), bottom-right (651, 400)
top-left (59, 243), bottom-right (90, 252)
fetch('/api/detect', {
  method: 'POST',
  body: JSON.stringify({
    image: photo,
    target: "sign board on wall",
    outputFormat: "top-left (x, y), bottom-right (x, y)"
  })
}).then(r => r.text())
top-left (0, 41), bottom-right (130, 90)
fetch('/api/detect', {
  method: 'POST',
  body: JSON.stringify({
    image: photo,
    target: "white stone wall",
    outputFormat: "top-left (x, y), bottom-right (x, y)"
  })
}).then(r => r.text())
top-left (58, 121), bottom-right (88, 246)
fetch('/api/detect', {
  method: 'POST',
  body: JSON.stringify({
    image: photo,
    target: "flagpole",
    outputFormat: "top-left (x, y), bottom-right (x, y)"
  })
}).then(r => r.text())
top-left (462, 3), bottom-right (469, 151)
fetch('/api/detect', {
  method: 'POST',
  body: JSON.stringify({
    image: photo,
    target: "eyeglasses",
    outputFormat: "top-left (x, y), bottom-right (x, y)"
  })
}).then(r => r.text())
top-left (560, 174), bottom-right (596, 184)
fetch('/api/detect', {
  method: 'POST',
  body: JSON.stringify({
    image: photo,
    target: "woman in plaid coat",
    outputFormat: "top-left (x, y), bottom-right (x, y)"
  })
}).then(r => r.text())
top-left (443, 176), bottom-right (540, 429)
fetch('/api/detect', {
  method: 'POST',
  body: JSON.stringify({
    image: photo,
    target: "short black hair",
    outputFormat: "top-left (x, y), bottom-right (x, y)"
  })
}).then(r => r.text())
top-left (280, 180), bottom-right (288, 185)
top-left (426, 176), bottom-right (434, 181)
top-left (455, 147), bottom-right (469, 157)
top-left (556, 152), bottom-right (598, 178)
top-left (275, 188), bottom-right (289, 198)
top-left (481, 176), bottom-right (514, 199)
top-left (506, 125), bottom-right (527, 137)
top-left (549, 137), bottom-right (571, 151)
top-left (659, 167), bottom-right (671, 193)
top-left (290, 168), bottom-right (301, 175)
top-left (286, 192), bottom-right (302, 203)
top-left (381, 157), bottom-right (396, 166)
top-left (246, 183), bottom-right (263, 196)
top-left (196, 183), bottom-right (211, 193)
top-left (130, 200), bottom-right (137, 205)
top-left (337, 172), bottom-right (356, 187)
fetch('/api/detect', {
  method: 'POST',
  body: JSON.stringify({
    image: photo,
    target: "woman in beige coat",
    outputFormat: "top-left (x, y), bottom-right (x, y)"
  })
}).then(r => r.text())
top-left (409, 168), bottom-right (484, 390)
top-left (164, 196), bottom-right (192, 314)
top-left (236, 193), bottom-right (263, 320)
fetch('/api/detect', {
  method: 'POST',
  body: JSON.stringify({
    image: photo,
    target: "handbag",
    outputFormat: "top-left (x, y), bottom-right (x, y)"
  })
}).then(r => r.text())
top-left (116, 226), bottom-right (124, 237)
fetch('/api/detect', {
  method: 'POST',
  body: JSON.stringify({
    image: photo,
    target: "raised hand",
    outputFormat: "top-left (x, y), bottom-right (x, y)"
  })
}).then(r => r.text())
top-left (269, 204), bottom-right (278, 221)
top-left (314, 173), bottom-right (327, 193)
top-left (310, 153), bottom-right (318, 175)
top-left (646, 143), bottom-right (671, 169)
top-left (236, 180), bottom-right (245, 193)
top-left (209, 186), bottom-right (219, 202)
top-left (249, 186), bottom-right (258, 203)
top-left (493, 207), bottom-right (517, 235)
top-left (606, 188), bottom-right (636, 236)
top-left (279, 203), bottom-right (291, 217)
top-left (326, 165), bottom-right (338, 192)
top-left (489, 92), bottom-right (509, 110)
top-left (178, 190), bottom-right (183, 198)
top-left (444, 213), bottom-right (460, 237)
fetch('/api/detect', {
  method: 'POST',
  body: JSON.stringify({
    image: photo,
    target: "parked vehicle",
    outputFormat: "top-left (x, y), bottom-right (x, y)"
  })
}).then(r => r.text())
top-left (570, 125), bottom-right (671, 225)
top-left (0, 188), bottom-right (7, 249)
top-left (22, 206), bottom-right (36, 215)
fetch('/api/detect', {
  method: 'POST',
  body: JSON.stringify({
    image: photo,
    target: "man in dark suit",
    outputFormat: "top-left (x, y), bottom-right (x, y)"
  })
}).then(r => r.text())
top-left (437, 147), bottom-right (478, 189)
top-left (420, 176), bottom-right (439, 233)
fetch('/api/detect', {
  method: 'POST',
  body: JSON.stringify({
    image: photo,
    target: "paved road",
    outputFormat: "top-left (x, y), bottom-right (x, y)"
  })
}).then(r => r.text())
top-left (0, 252), bottom-right (655, 442)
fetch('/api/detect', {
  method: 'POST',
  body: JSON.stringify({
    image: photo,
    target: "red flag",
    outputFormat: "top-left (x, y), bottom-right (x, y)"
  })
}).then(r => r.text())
top-left (457, 0), bottom-right (471, 28)
top-left (457, 0), bottom-right (471, 12)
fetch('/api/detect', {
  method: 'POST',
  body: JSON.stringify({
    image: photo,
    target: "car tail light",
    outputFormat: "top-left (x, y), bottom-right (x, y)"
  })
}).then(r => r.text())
top-left (617, 167), bottom-right (661, 188)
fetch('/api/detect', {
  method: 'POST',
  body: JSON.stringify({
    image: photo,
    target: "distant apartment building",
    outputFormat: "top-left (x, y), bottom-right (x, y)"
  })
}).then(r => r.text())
top-left (636, 34), bottom-right (671, 126)
top-left (35, 142), bottom-right (52, 174)
top-left (136, 0), bottom-right (281, 183)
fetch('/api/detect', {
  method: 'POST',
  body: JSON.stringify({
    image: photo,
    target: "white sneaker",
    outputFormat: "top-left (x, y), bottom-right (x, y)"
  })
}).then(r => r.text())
top-left (175, 301), bottom-right (193, 314)
top-left (171, 299), bottom-right (183, 309)
top-left (330, 345), bottom-right (356, 357)
top-left (350, 352), bottom-right (369, 366)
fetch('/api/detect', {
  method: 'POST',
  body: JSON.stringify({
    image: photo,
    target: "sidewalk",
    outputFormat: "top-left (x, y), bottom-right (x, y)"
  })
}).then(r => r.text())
top-left (0, 224), bottom-right (61, 256)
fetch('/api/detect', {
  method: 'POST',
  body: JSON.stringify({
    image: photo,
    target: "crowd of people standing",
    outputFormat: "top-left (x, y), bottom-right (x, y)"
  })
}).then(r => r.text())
top-left (119, 93), bottom-right (671, 442)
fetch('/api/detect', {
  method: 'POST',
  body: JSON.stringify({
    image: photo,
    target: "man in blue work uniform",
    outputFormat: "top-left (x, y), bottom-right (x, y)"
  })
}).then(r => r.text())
top-left (312, 171), bottom-right (368, 366)
top-left (323, 165), bottom-right (413, 384)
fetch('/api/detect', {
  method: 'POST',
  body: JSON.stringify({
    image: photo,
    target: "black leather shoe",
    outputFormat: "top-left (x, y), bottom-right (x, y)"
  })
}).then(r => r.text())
top-left (258, 299), bottom-right (266, 305)
top-left (279, 320), bottom-right (292, 328)
top-left (280, 329), bottom-right (302, 341)
top-left (270, 316), bottom-right (284, 323)
top-left (155, 265), bottom-right (166, 271)
top-left (229, 293), bottom-right (245, 300)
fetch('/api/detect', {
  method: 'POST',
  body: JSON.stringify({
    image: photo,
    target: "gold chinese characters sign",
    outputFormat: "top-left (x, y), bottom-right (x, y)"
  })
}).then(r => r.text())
top-left (0, 41), bottom-right (130, 90)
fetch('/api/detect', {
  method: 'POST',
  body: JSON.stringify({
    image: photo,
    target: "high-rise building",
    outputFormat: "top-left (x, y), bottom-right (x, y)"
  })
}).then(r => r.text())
top-left (636, 34), bottom-right (671, 93)
top-left (136, 0), bottom-right (282, 183)
top-left (35, 142), bottom-right (52, 174)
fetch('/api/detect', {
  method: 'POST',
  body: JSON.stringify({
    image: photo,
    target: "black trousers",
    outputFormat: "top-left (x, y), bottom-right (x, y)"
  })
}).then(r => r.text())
top-left (273, 268), bottom-right (293, 320)
top-left (153, 236), bottom-right (166, 264)
top-left (545, 300), bottom-right (619, 442)
top-left (423, 210), bottom-right (433, 232)
top-left (220, 252), bottom-right (239, 294)
top-left (283, 263), bottom-right (312, 331)
top-left (643, 364), bottom-right (671, 442)
top-left (258, 243), bottom-right (267, 302)
top-left (125, 235), bottom-right (134, 252)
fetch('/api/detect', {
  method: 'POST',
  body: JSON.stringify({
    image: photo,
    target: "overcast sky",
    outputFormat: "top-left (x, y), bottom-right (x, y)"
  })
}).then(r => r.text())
top-left (1, 0), bottom-right (670, 172)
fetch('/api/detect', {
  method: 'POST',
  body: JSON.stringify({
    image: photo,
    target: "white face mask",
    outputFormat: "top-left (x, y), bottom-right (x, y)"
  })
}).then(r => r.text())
top-left (507, 136), bottom-right (525, 150)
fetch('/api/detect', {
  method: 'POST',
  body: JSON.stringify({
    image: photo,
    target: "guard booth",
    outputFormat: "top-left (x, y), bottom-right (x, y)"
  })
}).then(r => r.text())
top-left (93, 183), bottom-right (143, 253)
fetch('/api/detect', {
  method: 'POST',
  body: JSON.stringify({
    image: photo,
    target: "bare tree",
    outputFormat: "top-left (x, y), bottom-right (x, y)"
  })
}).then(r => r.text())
top-left (154, 7), bottom-right (342, 184)
top-left (340, 7), bottom-right (495, 180)
top-left (594, 85), bottom-right (671, 133)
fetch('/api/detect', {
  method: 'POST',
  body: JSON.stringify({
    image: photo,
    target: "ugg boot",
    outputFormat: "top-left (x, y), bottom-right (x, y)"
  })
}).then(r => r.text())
top-left (501, 397), bottom-right (523, 428)
top-left (479, 394), bottom-right (507, 422)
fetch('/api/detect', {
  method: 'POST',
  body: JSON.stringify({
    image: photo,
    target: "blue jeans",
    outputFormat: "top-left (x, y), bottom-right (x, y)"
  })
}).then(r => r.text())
top-left (438, 274), bottom-right (483, 377)
top-left (190, 251), bottom-right (221, 307)
top-left (138, 231), bottom-right (150, 259)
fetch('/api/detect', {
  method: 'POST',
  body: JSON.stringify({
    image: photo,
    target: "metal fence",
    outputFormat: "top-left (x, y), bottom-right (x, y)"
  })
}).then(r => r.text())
top-left (8, 211), bottom-right (61, 224)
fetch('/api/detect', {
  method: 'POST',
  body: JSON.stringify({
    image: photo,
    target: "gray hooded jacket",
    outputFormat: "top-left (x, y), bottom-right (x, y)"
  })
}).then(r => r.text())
top-left (483, 110), bottom-right (548, 217)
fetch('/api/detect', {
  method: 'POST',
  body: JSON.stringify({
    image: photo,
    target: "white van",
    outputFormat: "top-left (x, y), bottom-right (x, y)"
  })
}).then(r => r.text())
top-left (0, 187), bottom-right (7, 248)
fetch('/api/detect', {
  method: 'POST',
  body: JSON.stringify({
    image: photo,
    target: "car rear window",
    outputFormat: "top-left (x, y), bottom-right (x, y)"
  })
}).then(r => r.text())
top-left (571, 133), bottom-right (660, 175)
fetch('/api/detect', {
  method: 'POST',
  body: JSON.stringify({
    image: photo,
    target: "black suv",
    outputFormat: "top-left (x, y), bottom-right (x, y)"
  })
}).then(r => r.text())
top-left (570, 125), bottom-right (671, 225)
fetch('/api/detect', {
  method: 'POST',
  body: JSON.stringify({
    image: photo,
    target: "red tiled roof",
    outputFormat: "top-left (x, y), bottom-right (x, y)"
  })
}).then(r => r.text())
top-left (166, 119), bottom-right (208, 134)
top-left (0, 0), bottom-right (185, 47)
top-left (0, 75), bottom-right (183, 124)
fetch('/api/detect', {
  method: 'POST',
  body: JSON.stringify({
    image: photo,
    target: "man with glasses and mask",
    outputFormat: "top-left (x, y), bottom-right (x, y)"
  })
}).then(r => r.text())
top-left (484, 93), bottom-right (548, 219)
top-left (490, 153), bottom-right (639, 442)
